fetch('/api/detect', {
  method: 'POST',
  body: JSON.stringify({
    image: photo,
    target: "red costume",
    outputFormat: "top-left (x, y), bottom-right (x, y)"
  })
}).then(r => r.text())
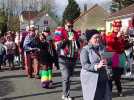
top-left (54, 26), bottom-right (79, 58)
top-left (106, 19), bottom-right (125, 53)
top-left (105, 19), bottom-right (125, 96)
top-left (106, 32), bottom-right (125, 53)
top-left (54, 27), bottom-right (79, 42)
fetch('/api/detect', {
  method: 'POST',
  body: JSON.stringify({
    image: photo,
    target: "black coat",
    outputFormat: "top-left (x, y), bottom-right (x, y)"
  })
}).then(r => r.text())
top-left (38, 41), bottom-right (53, 65)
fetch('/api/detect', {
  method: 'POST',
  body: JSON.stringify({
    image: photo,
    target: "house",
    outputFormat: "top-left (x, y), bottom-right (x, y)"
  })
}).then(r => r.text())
top-left (106, 4), bottom-right (134, 33)
top-left (19, 11), bottom-right (59, 32)
top-left (73, 4), bottom-right (110, 33)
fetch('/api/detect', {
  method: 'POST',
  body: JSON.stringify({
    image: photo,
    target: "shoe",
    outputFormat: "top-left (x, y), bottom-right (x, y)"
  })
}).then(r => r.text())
top-left (62, 95), bottom-right (72, 100)
top-left (34, 75), bottom-right (40, 79)
top-left (48, 82), bottom-right (53, 88)
top-left (66, 97), bottom-right (72, 100)
top-left (27, 74), bottom-right (33, 78)
top-left (118, 92), bottom-right (123, 97)
top-left (28, 75), bottom-right (33, 78)
top-left (62, 95), bottom-right (65, 99)
top-left (41, 82), bottom-right (49, 88)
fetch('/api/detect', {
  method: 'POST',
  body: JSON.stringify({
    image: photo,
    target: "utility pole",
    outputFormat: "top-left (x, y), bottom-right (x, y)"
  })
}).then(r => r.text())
top-left (42, 0), bottom-right (44, 9)
top-left (0, 0), bottom-right (4, 13)
top-left (7, 0), bottom-right (10, 31)
top-left (21, 0), bottom-right (24, 11)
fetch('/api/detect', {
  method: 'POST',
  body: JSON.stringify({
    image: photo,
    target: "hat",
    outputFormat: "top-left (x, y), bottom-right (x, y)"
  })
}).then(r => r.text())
top-left (112, 19), bottom-right (122, 27)
top-left (85, 29), bottom-right (99, 41)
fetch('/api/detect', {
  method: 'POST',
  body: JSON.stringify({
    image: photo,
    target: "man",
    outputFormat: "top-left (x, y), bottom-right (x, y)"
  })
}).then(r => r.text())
top-left (23, 25), bottom-right (40, 78)
top-left (54, 20), bottom-right (80, 100)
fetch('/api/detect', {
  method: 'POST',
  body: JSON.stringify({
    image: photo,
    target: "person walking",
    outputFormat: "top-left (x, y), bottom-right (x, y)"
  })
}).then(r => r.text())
top-left (54, 20), bottom-right (80, 100)
top-left (23, 25), bottom-right (40, 78)
top-left (105, 19), bottom-right (127, 96)
top-left (80, 29), bottom-right (111, 100)
top-left (39, 26), bottom-right (56, 88)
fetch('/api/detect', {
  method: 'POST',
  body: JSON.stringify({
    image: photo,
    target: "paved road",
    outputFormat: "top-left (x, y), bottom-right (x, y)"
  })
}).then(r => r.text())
top-left (0, 65), bottom-right (134, 100)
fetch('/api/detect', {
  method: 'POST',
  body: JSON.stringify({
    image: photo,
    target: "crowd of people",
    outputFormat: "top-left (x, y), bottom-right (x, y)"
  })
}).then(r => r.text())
top-left (0, 16), bottom-right (134, 100)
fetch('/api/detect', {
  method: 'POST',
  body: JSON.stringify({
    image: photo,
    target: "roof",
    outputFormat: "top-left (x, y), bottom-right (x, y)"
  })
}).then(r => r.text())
top-left (21, 10), bottom-right (59, 23)
top-left (74, 4), bottom-right (109, 22)
top-left (21, 11), bottom-right (38, 20)
top-left (107, 4), bottom-right (134, 20)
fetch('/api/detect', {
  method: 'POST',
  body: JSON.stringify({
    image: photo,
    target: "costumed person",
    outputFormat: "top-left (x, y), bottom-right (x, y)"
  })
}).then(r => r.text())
top-left (43, 26), bottom-right (59, 70)
top-left (105, 19), bottom-right (127, 96)
top-left (80, 29), bottom-right (111, 100)
top-left (39, 26), bottom-right (56, 88)
top-left (54, 20), bottom-right (80, 100)
top-left (38, 33), bottom-right (54, 88)
top-left (23, 25), bottom-right (40, 78)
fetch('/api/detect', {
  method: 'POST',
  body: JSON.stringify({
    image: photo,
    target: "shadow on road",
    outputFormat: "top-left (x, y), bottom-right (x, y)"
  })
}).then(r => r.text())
top-left (52, 80), bottom-right (80, 89)
top-left (112, 80), bottom-right (134, 98)
top-left (0, 75), bottom-right (26, 80)
top-left (0, 80), bottom-right (14, 97)
top-left (123, 84), bottom-right (134, 97)
top-left (1, 90), bottom-right (62, 100)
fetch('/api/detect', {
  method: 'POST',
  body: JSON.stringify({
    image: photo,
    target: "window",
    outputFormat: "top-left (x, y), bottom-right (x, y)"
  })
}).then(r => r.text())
top-left (44, 20), bottom-right (48, 25)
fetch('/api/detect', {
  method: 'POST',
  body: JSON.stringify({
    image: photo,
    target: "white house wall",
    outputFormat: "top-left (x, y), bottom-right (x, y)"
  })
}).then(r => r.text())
top-left (20, 14), bottom-right (58, 32)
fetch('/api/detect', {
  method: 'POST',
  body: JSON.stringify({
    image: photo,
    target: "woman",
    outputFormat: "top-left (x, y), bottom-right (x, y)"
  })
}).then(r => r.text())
top-left (80, 29), bottom-right (111, 100)
top-left (38, 33), bottom-right (54, 88)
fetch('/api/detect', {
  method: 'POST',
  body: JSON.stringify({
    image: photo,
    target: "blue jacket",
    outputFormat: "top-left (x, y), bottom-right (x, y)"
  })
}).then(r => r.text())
top-left (23, 35), bottom-right (39, 52)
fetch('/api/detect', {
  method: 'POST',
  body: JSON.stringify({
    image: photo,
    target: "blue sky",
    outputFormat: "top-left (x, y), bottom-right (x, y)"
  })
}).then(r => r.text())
top-left (55, 0), bottom-right (112, 16)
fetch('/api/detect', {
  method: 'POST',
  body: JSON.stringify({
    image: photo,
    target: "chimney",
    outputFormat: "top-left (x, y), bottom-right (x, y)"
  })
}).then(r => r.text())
top-left (84, 3), bottom-right (87, 12)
